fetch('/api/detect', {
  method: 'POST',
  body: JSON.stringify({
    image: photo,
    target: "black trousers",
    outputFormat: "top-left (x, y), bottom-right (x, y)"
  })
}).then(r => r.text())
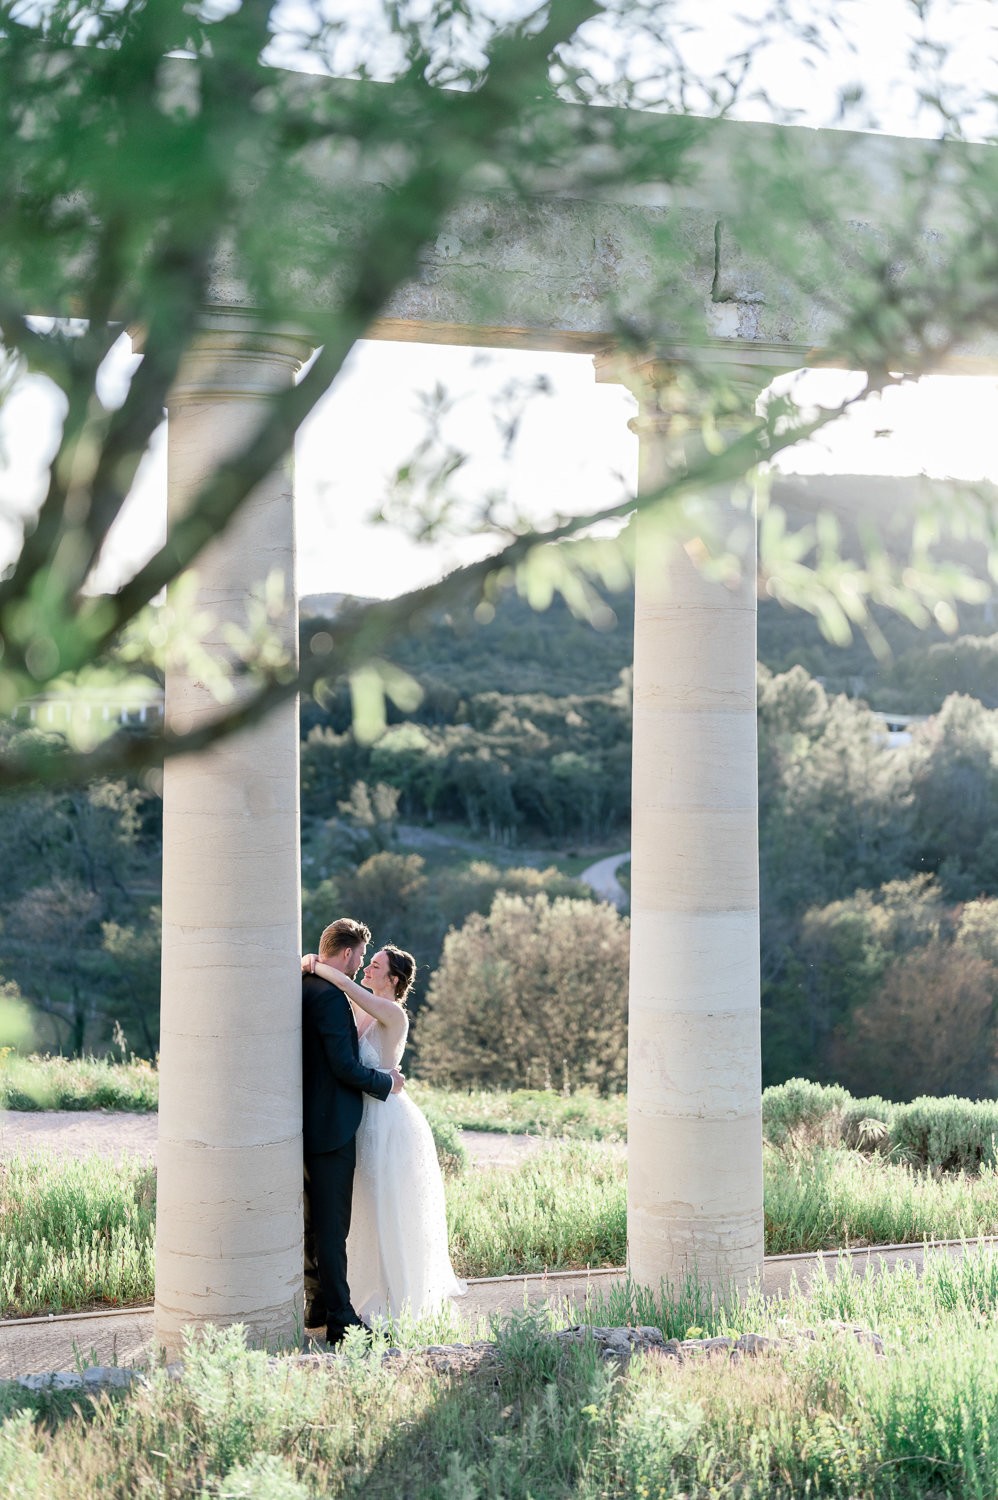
top-left (303, 1142), bottom-right (363, 1335)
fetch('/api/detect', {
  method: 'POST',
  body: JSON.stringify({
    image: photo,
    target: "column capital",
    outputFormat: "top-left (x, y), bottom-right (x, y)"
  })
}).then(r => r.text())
top-left (131, 308), bottom-right (316, 405)
top-left (594, 343), bottom-right (800, 434)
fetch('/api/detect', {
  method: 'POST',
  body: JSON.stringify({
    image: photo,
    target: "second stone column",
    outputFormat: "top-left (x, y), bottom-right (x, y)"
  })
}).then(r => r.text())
top-left (598, 353), bottom-right (775, 1301)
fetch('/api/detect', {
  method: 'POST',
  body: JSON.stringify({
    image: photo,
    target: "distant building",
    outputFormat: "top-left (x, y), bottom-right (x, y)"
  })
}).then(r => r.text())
top-left (872, 710), bottom-right (926, 748)
top-left (14, 692), bottom-right (165, 729)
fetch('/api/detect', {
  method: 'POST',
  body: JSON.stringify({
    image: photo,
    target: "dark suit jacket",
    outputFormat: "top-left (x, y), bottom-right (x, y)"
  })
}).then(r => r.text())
top-left (302, 973), bottom-right (393, 1154)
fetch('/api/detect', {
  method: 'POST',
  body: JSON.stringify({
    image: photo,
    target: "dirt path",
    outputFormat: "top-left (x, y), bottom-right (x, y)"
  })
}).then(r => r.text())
top-left (0, 1111), bottom-right (158, 1163)
top-left (0, 1112), bottom-right (609, 1169)
top-left (578, 851), bottom-right (630, 907)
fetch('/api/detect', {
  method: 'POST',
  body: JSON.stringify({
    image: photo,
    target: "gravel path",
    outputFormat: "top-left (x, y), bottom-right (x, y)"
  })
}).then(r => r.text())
top-left (0, 1111), bottom-right (595, 1169)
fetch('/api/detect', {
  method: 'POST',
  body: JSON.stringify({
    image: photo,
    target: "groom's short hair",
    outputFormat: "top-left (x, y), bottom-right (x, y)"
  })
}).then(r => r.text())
top-left (319, 917), bottom-right (372, 959)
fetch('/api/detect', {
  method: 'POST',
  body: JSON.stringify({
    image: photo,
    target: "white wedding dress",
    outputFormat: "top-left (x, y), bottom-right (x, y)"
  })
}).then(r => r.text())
top-left (347, 1015), bottom-right (467, 1321)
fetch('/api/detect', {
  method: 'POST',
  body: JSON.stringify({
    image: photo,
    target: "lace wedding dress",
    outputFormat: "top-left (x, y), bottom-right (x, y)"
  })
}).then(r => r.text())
top-left (346, 1016), bottom-right (467, 1321)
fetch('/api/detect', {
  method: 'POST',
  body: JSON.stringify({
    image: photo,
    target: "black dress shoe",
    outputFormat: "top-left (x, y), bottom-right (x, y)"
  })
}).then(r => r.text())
top-left (304, 1301), bottom-right (328, 1329)
top-left (326, 1321), bottom-right (373, 1347)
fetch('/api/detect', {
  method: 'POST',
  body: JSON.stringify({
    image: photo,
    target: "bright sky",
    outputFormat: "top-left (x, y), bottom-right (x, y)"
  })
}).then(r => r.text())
top-left (2, 0), bottom-right (997, 602)
top-left (289, 355), bottom-right (998, 600)
top-left (71, 345), bottom-right (998, 602)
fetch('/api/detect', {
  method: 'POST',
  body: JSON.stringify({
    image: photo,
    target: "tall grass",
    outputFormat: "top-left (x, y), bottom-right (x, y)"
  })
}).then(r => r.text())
top-left (0, 1145), bottom-right (625, 1319)
top-left (0, 1053), bottom-right (158, 1112)
top-left (408, 1082), bottom-right (627, 1141)
top-left (12, 1141), bottom-right (998, 1318)
top-left (7, 1123), bottom-right (998, 1321)
top-left (0, 1153), bottom-right (156, 1316)
top-left (12, 1254), bottom-right (998, 1496)
top-left (446, 1143), bottom-right (626, 1275)
top-left (765, 1145), bottom-right (998, 1254)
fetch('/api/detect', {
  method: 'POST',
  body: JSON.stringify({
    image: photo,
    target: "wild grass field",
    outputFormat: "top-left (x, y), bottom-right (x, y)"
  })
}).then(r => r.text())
top-left (7, 1060), bottom-right (997, 1169)
top-left (10, 1065), bottom-right (998, 1320)
top-left (11, 1139), bottom-right (998, 1319)
top-left (0, 1054), bottom-right (626, 1137)
top-left (8, 1067), bottom-right (998, 1493)
top-left (7, 1253), bottom-right (998, 1496)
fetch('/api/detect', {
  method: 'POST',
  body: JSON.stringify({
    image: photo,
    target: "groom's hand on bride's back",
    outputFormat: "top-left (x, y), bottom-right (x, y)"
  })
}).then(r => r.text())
top-left (389, 1068), bottom-right (405, 1095)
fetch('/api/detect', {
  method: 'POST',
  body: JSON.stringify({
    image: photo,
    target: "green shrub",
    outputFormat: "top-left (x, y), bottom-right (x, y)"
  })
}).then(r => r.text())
top-left (215, 1455), bottom-right (312, 1500)
top-left (422, 1109), bottom-right (468, 1176)
top-left (762, 1082), bottom-right (998, 1174)
top-left (182, 1325), bottom-right (325, 1477)
top-left (890, 1095), bottom-right (998, 1172)
top-left (417, 892), bottom-right (629, 1092)
top-left (761, 1077), bottom-right (851, 1153)
top-left (840, 1094), bottom-right (895, 1152)
top-left (612, 1382), bottom-right (704, 1496)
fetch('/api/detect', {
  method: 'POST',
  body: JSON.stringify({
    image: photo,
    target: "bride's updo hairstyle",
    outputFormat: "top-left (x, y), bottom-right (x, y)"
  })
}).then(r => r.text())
top-left (383, 944), bottom-right (416, 1006)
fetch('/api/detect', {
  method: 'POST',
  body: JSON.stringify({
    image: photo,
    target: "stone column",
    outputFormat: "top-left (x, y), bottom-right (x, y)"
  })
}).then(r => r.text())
top-left (596, 353), bottom-right (777, 1300)
top-left (152, 311), bottom-right (313, 1357)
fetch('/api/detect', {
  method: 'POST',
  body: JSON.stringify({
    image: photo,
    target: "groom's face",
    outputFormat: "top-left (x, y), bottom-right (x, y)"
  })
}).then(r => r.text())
top-left (346, 942), bottom-right (367, 977)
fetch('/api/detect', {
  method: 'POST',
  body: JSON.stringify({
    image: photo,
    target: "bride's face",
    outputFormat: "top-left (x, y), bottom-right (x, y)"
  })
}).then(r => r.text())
top-left (363, 950), bottom-right (394, 996)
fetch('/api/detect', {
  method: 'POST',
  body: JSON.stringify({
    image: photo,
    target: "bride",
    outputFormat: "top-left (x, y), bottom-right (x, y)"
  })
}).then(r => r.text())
top-left (302, 943), bottom-right (466, 1323)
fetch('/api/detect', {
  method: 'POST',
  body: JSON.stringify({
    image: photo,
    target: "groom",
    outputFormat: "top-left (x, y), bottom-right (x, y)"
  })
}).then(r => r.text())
top-left (302, 915), bottom-right (404, 1345)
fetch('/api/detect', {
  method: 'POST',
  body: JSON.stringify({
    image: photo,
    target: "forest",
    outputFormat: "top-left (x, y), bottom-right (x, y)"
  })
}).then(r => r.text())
top-left (6, 471), bottom-right (998, 1098)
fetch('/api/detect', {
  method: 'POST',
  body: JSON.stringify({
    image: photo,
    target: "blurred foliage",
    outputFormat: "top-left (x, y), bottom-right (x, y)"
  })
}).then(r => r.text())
top-left (2, 1), bottom-right (998, 787)
top-left (0, 982), bottom-right (33, 1054)
top-left (759, 667), bottom-right (947, 1082)
top-left (302, 689), bottom-right (632, 846)
top-left (0, 1050), bottom-right (158, 1111)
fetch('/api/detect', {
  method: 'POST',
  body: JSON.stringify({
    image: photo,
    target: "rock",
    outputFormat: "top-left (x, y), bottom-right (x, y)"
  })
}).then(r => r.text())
top-left (703, 1337), bottom-right (735, 1353)
top-left (851, 1327), bottom-right (885, 1355)
top-left (556, 1326), bottom-right (594, 1345)
top-left (734, 1333), bottom-right (785, 1356)
top-left (678, 1335), bottom-right (734, 1357)
top-left (82, 1367), bottom-right (135, 1390)
top-left (822, 1321), bottom-right (885, 1355)
top-left (18, 1367), bottom-right (136, 1394)
top-left (641, 1342), bottom-right (682, 1364)
top-left (17, 1371), bottom-right (84, 1392)
top-left (4, 1318), bottom-right (887, 1398)
top-left (279, 1353), bottom-right (329, 1370)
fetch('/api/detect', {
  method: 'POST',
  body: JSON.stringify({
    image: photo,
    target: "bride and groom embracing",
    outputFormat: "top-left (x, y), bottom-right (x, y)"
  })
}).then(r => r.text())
top-left (301, 915), bottom-right (465, 1346)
